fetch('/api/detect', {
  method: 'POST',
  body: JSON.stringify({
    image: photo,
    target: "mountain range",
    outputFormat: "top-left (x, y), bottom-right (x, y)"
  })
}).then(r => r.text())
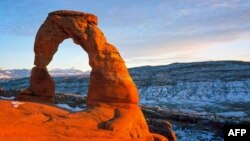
top-left (0, 68), bottom-right (89, 79)
top-left (1, 61), bottom-right (250, 116)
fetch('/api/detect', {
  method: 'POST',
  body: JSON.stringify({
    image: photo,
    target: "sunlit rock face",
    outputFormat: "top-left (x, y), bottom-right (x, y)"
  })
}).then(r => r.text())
top-left (0, 100), bottom-right (161, 141)
top-left (29, 10), bottom-right (139, 104)
top-left (14, 10), bottom-right (173, 141)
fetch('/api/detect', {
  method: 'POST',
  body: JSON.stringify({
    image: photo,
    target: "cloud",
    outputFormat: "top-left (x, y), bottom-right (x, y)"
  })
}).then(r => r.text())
top-left (1, 0), bottom-right (250, 70)
top-left (209, 0), bottom-right (244, 8)
top-left (1, 0), bottom-right (250, 41)
top-left (101, 1), bottom-right (250, 55)
top-left (124, 35), bottom-right (250, 68)
top-left (125, 52), bottom-right (204, 68)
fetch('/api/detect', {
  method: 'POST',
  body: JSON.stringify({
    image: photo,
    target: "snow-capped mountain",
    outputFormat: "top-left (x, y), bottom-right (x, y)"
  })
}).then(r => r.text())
top-left (0, 69), bottom-right (30, 79)
top-left (48, 68), bottom-right (90, 77)
top-left (0, 68), bottom-right (89, 80)
top-left (0, 72), bottom-right (11, 79)
top-left (130, 61), bottom-right (250, 100)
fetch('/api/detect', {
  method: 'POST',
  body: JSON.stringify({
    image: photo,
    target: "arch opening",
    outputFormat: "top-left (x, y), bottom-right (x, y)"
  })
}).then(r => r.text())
top-left (48, 38), bottom-right (90, 96)
top-left (48, 38), bottom-right (91, 72)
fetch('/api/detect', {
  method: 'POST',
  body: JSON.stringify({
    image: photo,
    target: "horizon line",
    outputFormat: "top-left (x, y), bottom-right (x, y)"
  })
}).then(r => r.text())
top-left (1, 59), bottom-right (250, 71)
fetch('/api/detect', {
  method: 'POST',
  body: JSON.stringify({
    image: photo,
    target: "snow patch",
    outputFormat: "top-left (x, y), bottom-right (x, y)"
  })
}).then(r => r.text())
top-left (56, 104), bottom-right (83, 112)
top-left (6, 71), bottom-right (11, 74)
top-left (174, 125), bottom-right (223, 141)
top-left (216, 111), bottom-right (247, 117)
top-left (0, 96), bottom-right (15, 100)
top-left (11, 101), bottom-right (24, 108)
top-left (0, 73), bottom-right (12, 79)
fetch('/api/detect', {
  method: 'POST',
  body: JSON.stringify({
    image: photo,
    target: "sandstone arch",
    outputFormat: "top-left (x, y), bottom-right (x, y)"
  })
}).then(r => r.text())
top-left (29, 10), bottom-right (139, 104)
top-left (16, 10), bottom-right (173, 141)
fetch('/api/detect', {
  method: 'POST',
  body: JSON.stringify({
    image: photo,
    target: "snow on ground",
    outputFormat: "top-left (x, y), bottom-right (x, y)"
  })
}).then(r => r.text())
top-left (0, 96), bottom-right (15, 100)
top-left (11, 101), bottom-right (24, 108)
top-left (216, 111), bottom-right (247, 118)
top-left (56, 103), bottom-right (84, 112)
top-left (174, 125), bottom-right (223, 141)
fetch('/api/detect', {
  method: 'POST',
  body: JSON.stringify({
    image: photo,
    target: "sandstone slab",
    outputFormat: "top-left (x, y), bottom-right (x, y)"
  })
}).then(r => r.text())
top-left (0, 100), bottom-right (168, 141)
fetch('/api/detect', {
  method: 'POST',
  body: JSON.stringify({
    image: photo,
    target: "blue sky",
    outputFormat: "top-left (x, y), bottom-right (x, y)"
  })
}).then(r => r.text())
top-left (0, 0), bottom-right (250, 71)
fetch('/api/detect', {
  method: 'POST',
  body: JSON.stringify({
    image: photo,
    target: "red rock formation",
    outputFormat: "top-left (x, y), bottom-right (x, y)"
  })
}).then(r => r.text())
top-left (0, 100), bottom-right (153, 141)
top-left (15, 10), bottom-right (173, 141)
top-left (27, 10), bottom-right (139, 104)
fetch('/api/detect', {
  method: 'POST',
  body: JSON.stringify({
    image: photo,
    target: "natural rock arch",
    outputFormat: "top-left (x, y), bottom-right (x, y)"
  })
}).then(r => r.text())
top-left (28, 10), bottom-right (139, 104)
top-left (16, 10), bottom-right (174, 141)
